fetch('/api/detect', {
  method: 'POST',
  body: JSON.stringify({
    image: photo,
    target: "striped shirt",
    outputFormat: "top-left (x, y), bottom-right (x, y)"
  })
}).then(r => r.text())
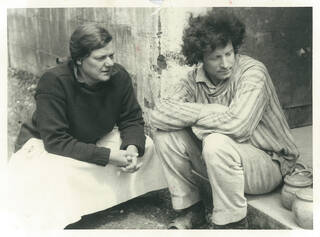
top-left (150, 54), bottom-right (299, 176)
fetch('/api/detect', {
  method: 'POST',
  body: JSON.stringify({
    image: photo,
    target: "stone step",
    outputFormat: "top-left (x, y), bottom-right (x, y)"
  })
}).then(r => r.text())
top-left (247, 189), bottom-right (302, 229)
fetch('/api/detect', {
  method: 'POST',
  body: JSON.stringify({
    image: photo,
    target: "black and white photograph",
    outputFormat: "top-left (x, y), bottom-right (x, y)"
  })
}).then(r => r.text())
top-left (0, 0), bottom-right (318, 234)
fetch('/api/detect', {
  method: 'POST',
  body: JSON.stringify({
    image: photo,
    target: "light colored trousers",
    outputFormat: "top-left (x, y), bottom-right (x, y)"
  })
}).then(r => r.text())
top-left (153, 128), bottom-right (282, 225)
top-left (4, 128), bottom-right (167, 229)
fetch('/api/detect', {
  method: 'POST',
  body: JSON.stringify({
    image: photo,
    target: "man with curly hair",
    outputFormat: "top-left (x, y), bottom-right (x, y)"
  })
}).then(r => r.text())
top-left (150, 10), bottom-right (299, 229)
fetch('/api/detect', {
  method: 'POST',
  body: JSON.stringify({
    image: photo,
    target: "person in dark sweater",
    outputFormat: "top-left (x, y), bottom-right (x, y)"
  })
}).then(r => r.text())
top-left (16, 24), bottom-right (144, 170)
top-left (6, 23), bottom-right (167, 229)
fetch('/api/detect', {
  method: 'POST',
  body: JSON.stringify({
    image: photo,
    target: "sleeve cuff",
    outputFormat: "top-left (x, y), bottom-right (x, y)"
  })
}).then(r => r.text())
top-left (120, 136), bottom-right (146, 157)
top-left (91, 146), bottom-right (111, 166)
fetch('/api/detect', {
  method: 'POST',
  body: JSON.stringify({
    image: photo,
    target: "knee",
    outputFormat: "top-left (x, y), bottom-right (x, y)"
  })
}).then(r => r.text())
top-left (152, 129), bottom-right (196, 162)
top-left (203, 133), bottom-right (233, 154)
top-left (152, 130), bottom-right (184, 151)
top-left (202, 133), bottom-right (234, 165)
top-left (152, 130), bottom-right (170, 148)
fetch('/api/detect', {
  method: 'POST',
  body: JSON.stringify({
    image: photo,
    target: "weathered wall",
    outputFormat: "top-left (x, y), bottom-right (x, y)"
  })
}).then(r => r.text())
top-left (7, 7), bottom-right (312, 129)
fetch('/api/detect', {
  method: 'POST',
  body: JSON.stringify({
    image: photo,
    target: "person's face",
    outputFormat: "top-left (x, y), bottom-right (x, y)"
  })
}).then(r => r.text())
top-left (203, 41), bottom-right (235, 85)
top-left (78, 41), bottom-right (115, 85)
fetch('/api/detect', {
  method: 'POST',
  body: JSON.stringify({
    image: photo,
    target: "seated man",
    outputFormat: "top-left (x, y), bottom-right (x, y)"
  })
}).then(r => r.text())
top-left (6, 23), bottom-right (167, 229)
top-left (150, 10), bottom-right (299, 229)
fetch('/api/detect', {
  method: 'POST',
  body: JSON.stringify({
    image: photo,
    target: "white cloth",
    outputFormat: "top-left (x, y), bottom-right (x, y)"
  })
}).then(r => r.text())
top-left (3, 128), bottom-right (167, 229)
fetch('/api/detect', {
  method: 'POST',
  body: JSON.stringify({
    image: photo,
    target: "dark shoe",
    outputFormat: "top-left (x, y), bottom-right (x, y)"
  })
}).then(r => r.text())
top-left (210, 217), bottom-right (249, 229)
top-left (168, 202), bottom-right (206, 229)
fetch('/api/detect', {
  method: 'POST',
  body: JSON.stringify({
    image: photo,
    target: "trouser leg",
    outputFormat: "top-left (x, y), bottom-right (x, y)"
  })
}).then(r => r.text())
top-left (202, 133), bottom-right (283, 225)
top-left (153, 129), bottom-right (204, 210)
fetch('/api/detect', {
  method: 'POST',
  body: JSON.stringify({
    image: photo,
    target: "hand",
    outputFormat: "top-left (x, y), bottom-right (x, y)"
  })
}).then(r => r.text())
top-left (126, 145), bottom-right (139, 156)
top-left (121, 145), bottom-right (143, 173)
top-left (109, 149), bottom-right (130, 167)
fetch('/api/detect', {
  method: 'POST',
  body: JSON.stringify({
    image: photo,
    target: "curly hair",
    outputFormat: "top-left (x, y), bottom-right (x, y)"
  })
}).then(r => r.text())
top-left (181, 10), bottom-right (246, 66)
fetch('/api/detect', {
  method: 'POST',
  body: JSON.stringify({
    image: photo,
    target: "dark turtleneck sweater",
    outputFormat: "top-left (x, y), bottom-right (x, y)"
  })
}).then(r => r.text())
top-left (15, 61), bottom-right (146, 166)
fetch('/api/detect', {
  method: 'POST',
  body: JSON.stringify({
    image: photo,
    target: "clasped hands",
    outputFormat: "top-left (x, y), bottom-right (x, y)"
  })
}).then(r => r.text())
top-left (109, 145), bottom-right (142, 173)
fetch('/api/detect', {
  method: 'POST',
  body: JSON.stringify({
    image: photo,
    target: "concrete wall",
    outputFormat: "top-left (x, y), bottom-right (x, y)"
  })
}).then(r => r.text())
top-left (7, 7), bottom-right (312, 129)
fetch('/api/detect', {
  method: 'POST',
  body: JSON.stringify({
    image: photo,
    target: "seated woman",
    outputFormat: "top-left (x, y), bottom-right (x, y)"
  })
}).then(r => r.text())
top-left (5, 23), bottom-right (167, 229)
